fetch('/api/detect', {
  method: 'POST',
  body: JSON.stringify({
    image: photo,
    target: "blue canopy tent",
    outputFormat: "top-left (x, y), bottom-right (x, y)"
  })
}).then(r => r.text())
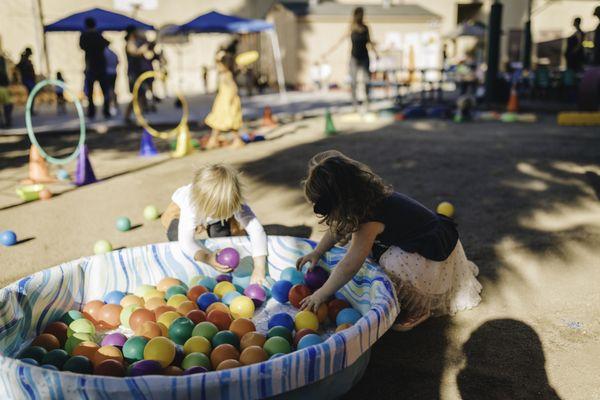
top-left (44, 7), bottom-right (155, 32)
top-left (176, 11), bottom-right (286, 101)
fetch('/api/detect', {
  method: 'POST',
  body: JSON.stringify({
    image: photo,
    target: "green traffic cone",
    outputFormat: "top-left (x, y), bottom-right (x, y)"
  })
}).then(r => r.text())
top-left (325, 109), bottom-right (336, 136)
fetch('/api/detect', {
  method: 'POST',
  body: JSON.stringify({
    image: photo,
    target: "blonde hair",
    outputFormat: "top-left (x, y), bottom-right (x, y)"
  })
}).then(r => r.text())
top-left (191, 164), bottom-right (244, 221)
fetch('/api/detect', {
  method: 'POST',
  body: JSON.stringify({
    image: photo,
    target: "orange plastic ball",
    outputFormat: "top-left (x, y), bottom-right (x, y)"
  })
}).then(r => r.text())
top-left (99, 304), bottom-right (122, 329)
top-left (129, 308), bottom-right (156, 332)
top-left (239, 345), bottom-right (268, 365)
top-left (206, 302), bottom-right (230, 315)
top-left (120, 295), bottom-right (144, 308)
top-left (145, 297), bottom-right (167, 311)
top-left (240, 331), bottom-right (267, 350)
top-left (176, 301), bottom-right (198, 315)
top-left (136, 321), bottom-right (163, 339)
top-left (72, 341), bottom-right (100, 359)
top-left (82, 300), bottom-right (105, 324)
top-left (94, 359), bottom-right (125, 377)
top-left (31, 333), bottom-right (60, 351)
top-left (217, 359), bottom-right (242, 370)
top-left (39, 188), bottom-right (52, 200)
top-left (289, 285), bottom-right (312, 309)
top-left (93, 345), bottom-right (124, 368)
top-left (316, 303), bottom-right (328, 323)
top-left (154, 305), bottom-right (176, 319)
top-left (185, 310), bottom-right (206, 325)
top-left (187, 285), bottom-right (208, 302)
top-left (157, 277), bottom-right (183, 292)
top-left (43, 321), bottom-right (69, 346)
top-left (229, 318), bottom-right (256, 339)
top-left (207, 310), bottom-right (233, 331)
top-left (210, 344), bottom-right (240, 369)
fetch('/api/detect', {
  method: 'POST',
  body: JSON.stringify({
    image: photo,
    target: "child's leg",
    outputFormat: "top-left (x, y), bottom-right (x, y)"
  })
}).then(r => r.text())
top-left (161, 202), bottom-right (181, 241)
top-left (206, 128), bottom-right (221, 149)
top-left (229, 130), bottom-right (245, 148)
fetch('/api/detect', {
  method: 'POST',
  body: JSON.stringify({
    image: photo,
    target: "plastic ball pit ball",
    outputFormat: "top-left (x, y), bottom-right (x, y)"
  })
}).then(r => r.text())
top-left (437, 201), bottom-right (455, 218)
top-left (316, 303), bottom-right (328, 323)
top-left (43, 321), bottom-right (68, 346)
top-left (289, 284), bottom-right (312, 308)
top-left (61, 310), bottom-right (84, 325)
top-left (69, 318), bottom-right (96, 336)
top-left (168, 317), bottom-right (195, 345)
top-left (41, 349), bottom-right (69, 369)
top-left (115, 217), bottom-right (131, 232)
top-left (335, 323), bottom-right (353, 332)
top-left (165, 285), bottom-right (187, 300)
top-left (240, 345), bottom-right (268, 365)
top-left (143, 205), bottom-right (160, 221)
top-left (103, 290), bottom-right (126, 305)
top-left (18, 346), bottom-right (47, 363)
top-left (183, 336), bottom-right (212, 355)
top-left (134, 284), bottom-right (155, 298)
top-left (95, 359), bottom-right (126, 377)
top-left (65, 333), bottom-right (94, 355)
top-left (120, 304), bottom-right (141, 328)
top-left (293, 329), bottom-right (317, 348)
top-left (263, 337), bottom-right (291, 357)
top-left (177, 301), bottom-right (198, 315)
top-left (21, 358), bottom-right (39, 366)
top-left (101, 332), bottom-right (127, 348)
top-left (143, 288), bottom-right (166, 302)
top-left (186, 310), bottom-right (206, 324)
top-left (93, 345), bottom-right (124, 368)
top-left (216, 247), bottom-right (240, 269)
top-left (222, 290), bottom-right (241, 306)
top-left (198, 277), bottom-right (217, 291)
top-left (72, 342), bottom-right (100, 359)
top-left (297, 333), bottom-right (323, 350)
top-left (240, 332), bottom-right (267, 350)
top-left (122, 336), bottom-right (148, 363)
top-left (39, 188), bottom-right (53, 200)
top-left (244, 284), bottom-right (267, 307)
top-left (182, 352), bottom-right (211, 370)
top-left (129, 359), bottom-right (163, 376)
top-left (164, 366), bottom-right (184, 376)
top-left (188, 275), bottom-right (204, 287)
top-left (183, 366), bottom-right (207, 375)
top-left (327, 298), bottom-right (351, 322)
top-left (336, 308), bottom-right (362, 326)
top-left (136, 321), bottom-right (163, 339)
top-left (212, 330), bottom-right (239, 348)
top-left (229, 295), bottom-right (255, 319)
top-left (129, 308), bottom-right (156, 332)
top-left (271, 280), bottom-right (293, 303)
top-left (196, 292), bottom-right (219, 311)
top-left (143, 337), bottom-right (175, 368)
top-left (305, 266), bottom-right (330, 291)
top-left (217, 359), bottom-right (242, 370)
top-left (206, 302), bottom-right (230, 315)
top-left (187, 285), bottom-right (208, 302)
top-left (295, 310), bottom-right (319, 331)
top-left (99, 303), bottom-right (122, 328)
top-left (63, 355), bottom-right (93, 374)
top-left (210, 344), bottom-right (240, 369)
top-left (229, 318), bottom-right (256, 339)
top-left (216, 274), bottom-right (233, 283)
top-left (192, 321), bottom-right (219, 341)
top-left (214, 281), bottom-right (236, 299)
top-left (280, 267), bottom-right (305, 285)
top-left (121, 294), bottom-right (144, 308)
top-left (157, 277), bottom-right (183, 292)
top-left (166, 294), bottom-right (189, 308)
top-left (145, 298), bottom-right (166, 311)
top-left (56, 169), bottom-right (70, 181)
top-left (268, 313), bottom-right (294, 332)
top-left (31, 333), bottom-right (60, 351)
top-left (207, 310), bottom-right (233, 331)
top-left (94, 240), bottom-right (113, 255)
top-left (1, 230), bottom-right (17, 246)
top-left (157, 311), bottom-right (180, 328)
top-left (267, 326), bottom-right (293, 343)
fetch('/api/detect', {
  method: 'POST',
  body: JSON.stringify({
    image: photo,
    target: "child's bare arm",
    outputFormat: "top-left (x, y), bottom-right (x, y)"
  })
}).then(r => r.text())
top-left (296, 229), bottom-right (338, 270)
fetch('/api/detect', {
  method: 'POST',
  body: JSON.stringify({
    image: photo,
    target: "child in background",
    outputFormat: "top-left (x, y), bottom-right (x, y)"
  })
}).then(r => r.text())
top-left (161, 164), bottom-right (268, 284)
top-left (204, 50), bottom-right (244, 149)
top-left (297, 151), bottom-right (482, 331)
top-left (55, 72), bottom-right (66, 114)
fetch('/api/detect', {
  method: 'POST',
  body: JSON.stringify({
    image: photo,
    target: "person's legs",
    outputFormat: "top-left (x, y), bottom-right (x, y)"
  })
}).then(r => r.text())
top-left (229, 129), bottom-right (245, 148)
top-left (24, 79), bottom-right (36, 115)
top-left (349, 57), bottom-right (359, 109)
top-left (206, 128), bottom-right (221, 149)
top-left (84, 71), bottom-right (96, 119)
top-left (166, 219), bottom-right (179, 241)
top-left (361, 59), bottom-right (371, 108)
top-left (98, 73), bottom-right (111, 118)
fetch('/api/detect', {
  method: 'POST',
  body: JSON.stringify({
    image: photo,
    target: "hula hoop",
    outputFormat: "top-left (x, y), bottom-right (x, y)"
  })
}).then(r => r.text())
top-left (132, 71), bottom-right (189, 140)
top-left (25, 79), bottom-right (86, 165)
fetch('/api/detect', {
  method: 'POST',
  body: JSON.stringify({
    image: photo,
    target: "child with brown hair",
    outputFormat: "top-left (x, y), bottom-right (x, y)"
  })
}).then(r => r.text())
top-left (296, 151), bottom-right (481, 331)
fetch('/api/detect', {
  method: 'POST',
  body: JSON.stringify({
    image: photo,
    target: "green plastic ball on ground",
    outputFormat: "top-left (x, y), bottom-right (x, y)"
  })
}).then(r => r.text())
top-left (143, 337), bottom-right (176, 368)
top-left (267, 326), bottom-right (293, 343)
top-left (192, 321), bottom-right (218, 341)
top-left (41, 349), bottom-right (69, 369)
top-left (94, 240), bottom-right (113, 255)
top-left (181, 352), bottom-right (211, 370)
top-left (122, 336), bottom-right (148, 364)
top-left (18, 346), bottom-right (47, 362)
top-left (168, 317), bottom-right (195, 345)
top-left (165, 285), bottom-right (188, 300)
top-left (69, 318), bottom-right (96, 336)
top-left (143, 205), bottom-right (159, 221)
top-left (62, 355), bottom-right (93, 374)
top-left (120, 304), bottom-right (141, 328)
top-left (116, 217), bottom-right (132, 232)
top-left (65, 333), bottom-right (93, 355)
top-left (212, 330), bottom-right (239, 349)
top-left (61, 310), bottom-right (84, 325)
top-left (263, 337), bottom-right (291, 357)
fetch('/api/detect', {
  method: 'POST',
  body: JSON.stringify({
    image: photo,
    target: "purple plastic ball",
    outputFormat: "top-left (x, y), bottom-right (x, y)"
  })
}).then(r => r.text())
top-left (305, 266), bottom-right (329, 291)
top-left (101, 332), bottom-right (127, 348)
top-left (244, 284), bottom-right (267, 307)
top-left (183, 366), bottom-right (208, 375)
top-left (216, 248), bottom-right (240, 269)
top-left (216, 274), bottom-right (233, 283)
top-left (128, 360), bottom-right (163, 376)
top-left (172, 345), bottom-right (185, 367)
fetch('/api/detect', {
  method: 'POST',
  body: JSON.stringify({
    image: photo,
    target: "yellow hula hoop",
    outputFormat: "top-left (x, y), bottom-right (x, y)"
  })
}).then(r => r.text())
top-left (132, 71), bottom-right (189, 139)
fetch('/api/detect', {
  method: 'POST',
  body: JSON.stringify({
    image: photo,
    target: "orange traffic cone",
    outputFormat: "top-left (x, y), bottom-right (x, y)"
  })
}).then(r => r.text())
top-left (262, 106), bottom-right (277, 127)
top-left (22, 145), bottom-right (55, 184)
top-left (507, 85), bottom-right (519, 113)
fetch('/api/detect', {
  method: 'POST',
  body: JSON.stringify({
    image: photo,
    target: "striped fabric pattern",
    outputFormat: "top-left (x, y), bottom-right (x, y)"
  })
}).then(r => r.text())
top-left (0, 236), bottom-right (398, 399)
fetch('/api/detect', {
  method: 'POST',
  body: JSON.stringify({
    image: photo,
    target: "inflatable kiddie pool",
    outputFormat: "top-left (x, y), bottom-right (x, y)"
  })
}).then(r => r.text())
top-left (0, 236), bottom-right (398, 399)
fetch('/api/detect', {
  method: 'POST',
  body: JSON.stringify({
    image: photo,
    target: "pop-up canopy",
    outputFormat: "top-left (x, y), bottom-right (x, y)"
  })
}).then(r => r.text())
top-left (45, 7), bottom-right (155, 32)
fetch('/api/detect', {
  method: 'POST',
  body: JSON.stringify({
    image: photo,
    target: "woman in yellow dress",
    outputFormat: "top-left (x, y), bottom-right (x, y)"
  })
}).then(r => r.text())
top-left (205, 50), bottom-right (244, 149)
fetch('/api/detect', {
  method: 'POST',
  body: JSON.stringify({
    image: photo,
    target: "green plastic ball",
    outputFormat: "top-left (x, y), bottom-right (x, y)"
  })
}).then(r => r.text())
top-left (122, 336), bottom-right (149, 364)
top-left (181, 352), bottom-right (211, 370)
top-left (18, 346), bottom-right (47, 362)
top-left (62, 355), bottom-right (93, 374)
top-left (165, 285), bottom-right (188, 300)
top-left (267, 326), bottom-right (293, 343)
top-left (192, 321), bottom-right (218, 341)
top-left (69, 318), bottom-right (96, 336)
top-left (64, 333), bottom-right (93, 355)
top-left (211, 330), bottom-right (239, 349)
top-left (94, 240), bottom-right (113, 255)
top-left (61, 310), bottom-right (84, 325)
top-left (143, 205), bottom-right (159, 221)
top-left (116, 217), bottom-right (132, 232)
top-left (168, 317), bottom-right (195, 345)
top-left (263, 337), bottom-right (292, 357)
top-left (120, 304), bottom-right (141, 328)
top-left (41, 349), bottom-right (69, 369)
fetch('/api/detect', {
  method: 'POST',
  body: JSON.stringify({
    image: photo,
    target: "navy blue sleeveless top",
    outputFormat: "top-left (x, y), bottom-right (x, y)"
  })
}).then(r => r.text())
top-left (369, 192), bottom-right (459, 262)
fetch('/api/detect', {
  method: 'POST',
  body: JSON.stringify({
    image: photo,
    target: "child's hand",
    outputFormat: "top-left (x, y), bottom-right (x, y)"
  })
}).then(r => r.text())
top-left (296, 251), bottom-right (321, 271)
top-left (195, 250), bottom-right (232, 273)
top-left (299, 289), bottom-right (328, 313)
top-left (250, 256), bottom-right (267, 286)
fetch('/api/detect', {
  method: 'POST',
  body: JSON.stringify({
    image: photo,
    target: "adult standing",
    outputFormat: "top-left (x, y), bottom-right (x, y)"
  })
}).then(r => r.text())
top-left (123, 26), bottom-right (149, 123)
top-left (565, 17), bottom-right (585, 72)
top-left (79, 17), bottom-right (110, 119)
top-left (16, 48), bottom-right (36, 115)
top-left (0, 36), bottom-right (14, 127)
top-left (104, 44), bottom-right (119, 115)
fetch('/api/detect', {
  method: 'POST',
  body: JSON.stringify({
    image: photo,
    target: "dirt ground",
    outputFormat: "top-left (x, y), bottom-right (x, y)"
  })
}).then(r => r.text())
top-left (1, 114), bottom-right (599, 399)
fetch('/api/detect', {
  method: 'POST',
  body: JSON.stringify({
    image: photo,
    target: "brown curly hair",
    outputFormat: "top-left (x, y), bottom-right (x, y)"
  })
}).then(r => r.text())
top-left (304, 150), bottom-right (391, 236)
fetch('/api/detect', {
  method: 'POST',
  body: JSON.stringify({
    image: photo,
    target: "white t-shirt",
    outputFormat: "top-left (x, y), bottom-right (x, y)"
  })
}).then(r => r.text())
top-left (172, 184), bottom-right (268, 259)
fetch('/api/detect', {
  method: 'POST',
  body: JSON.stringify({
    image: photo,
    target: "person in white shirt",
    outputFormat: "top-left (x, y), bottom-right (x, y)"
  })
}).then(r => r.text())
top-left (161, 164), bottom-right (268, 285)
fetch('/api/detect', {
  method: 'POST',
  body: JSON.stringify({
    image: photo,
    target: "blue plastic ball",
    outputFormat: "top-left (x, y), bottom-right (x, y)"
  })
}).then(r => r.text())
top-left (103, 290), bottom-right (126, 305)
top-left (222, 291), bottom-right (241, 306)
top-left (335, 308), bottom-right (362, 326)
top-left (116, 217), bottom-right (132, 232)
top-left (268, 313), bottom-right (294, 332)
top-left (280, 268), bottom-right (304, 285)
top-left (0, 230), bottom-right (17, 247)
top-left (196, 292), bottom-right (219, 311)
top-left (56, 169), bottom-right (70, 181)
top-left (271, 280), bottom-right (293, 304)
top-left (198, 277), bottom-right (217, 291)
top-left (297, 333), bottom-right (323, 350)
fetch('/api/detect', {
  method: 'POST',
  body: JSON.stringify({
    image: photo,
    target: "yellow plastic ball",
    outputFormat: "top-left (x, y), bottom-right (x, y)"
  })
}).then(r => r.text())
top-left (166, 294), bottom-right (188, 308)
top-left (157, 311), bottom-right (181, 328)
top-left (134, 284), bottom-right (156, 298)
top-left (183, 336), bottom-right (212, 355)
top-left (120, 294), bottom-right (144, 308)
top-left (229, 296), bottom-right (255, 319)
top-left (143, 336), bottom-right (176, 368)
top-left (294, 310), bottom-right (319, 331)
top-left (213, 281), bottom-right (236, 299)
top-left (436, 201), bottom-right (455, 218)
top-left (143, 288), bottom-right (165, 302)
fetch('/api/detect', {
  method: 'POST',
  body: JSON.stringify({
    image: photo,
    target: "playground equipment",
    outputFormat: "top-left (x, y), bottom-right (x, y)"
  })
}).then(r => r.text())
top-left (132, 71), bottom-right (193, 158)
top-left (557, 112), bottom-right (600, 126)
